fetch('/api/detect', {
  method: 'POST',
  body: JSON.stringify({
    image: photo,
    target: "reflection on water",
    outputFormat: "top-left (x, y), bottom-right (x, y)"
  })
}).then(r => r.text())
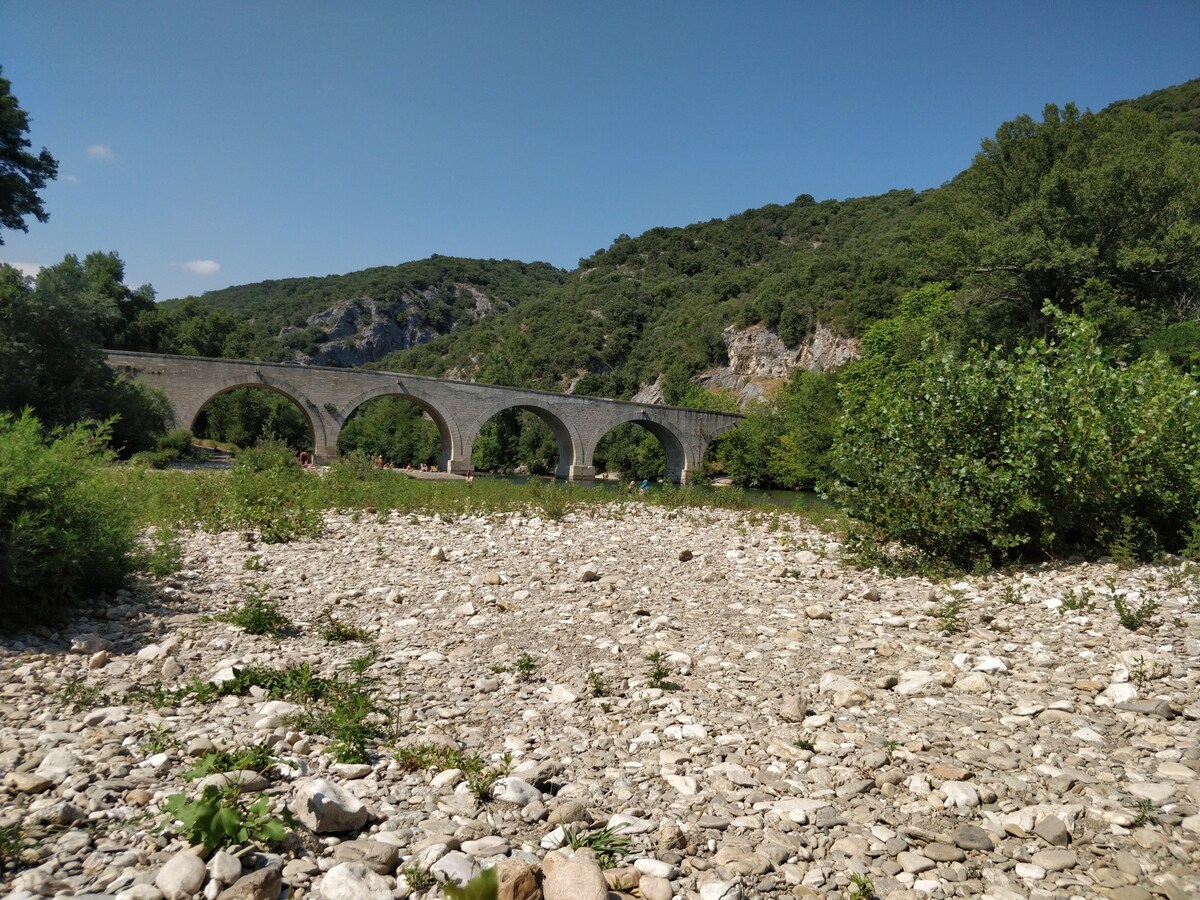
top-left (473, 473), bottom-right (836, 513)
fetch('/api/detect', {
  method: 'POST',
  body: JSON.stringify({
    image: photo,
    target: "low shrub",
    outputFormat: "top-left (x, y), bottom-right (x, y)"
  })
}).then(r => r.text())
top-left (157, 428), bottom-right (195, 457)
top-left (0, 410), bottom-right (138, 628)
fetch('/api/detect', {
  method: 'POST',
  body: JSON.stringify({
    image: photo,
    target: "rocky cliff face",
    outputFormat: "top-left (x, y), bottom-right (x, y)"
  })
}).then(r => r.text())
top-left (694, 324), bottom-right (860, 405)
top-left (283, 286), bottom-right (509, 368)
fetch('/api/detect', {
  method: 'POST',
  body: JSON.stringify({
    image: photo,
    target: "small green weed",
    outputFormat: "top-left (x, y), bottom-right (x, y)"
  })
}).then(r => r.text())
top-left (587, 670), bottom-right (610, 696)
top-left (142, 525), bottom-right (184, 576)
top-left (1131, 798), bottom-right (1159, 827)
top-left (218, 584), bottom-right (292, 636)
top-left (280, 652), bottom-right (393, 764)
top-left (243, 555), bottom-right (265, 572)
top-left (1000, 583), bottom-right (1023, 604)
top-left (142, 725), bottom-right (177, 754)
top-left (161, 785), bottom-right (294, 852)
top-left (933, 591), bottom-right (967, 634)
top-left (183, 745), bottom-right (278, 781)
top-left (556, 824), bottom-right (632, 869)
top-left (400, 866), bottom-right (435, 892)
top-left (1114, 593), bottom-right (1159, 631)
top-left (0, 824), bottom-right (25, 872)
top-left (797, 738), bottom-right (815, 752)
top-left (125, 681), bottom-right (183, 709)
top-left (644, 651), bottom-right (679, 690)
top-left (316, 605), bottom-right (372, 643)
top-left (1060, 587), bottom-right (1095, 613)
top-left (847, 872), bottom-right (877, 900)
top-left (443, 867), bottom-right (497, 899)
top-left (515, 653), bottom-right (539, 683)
top-left (56, 676), bottom-right (108, 710)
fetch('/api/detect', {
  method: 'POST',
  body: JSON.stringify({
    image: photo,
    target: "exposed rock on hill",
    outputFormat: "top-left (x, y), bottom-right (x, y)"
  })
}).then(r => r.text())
top-left (283, 289), bottom-right (511, 368)
top-left (694, 325), bottom-right (860, 406)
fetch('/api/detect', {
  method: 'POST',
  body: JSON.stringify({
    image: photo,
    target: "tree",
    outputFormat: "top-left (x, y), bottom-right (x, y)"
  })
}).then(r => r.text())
top-left (0, 66), bottom-right (58, 243)
top-left (0, 257), bottom-right (171, 453)
top-left (917, 103), bottom-right (1200, 347)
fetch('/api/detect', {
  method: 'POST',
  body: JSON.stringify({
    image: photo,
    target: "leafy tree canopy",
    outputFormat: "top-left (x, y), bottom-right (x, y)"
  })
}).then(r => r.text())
top-left (0, 66), bottom-right (58, 243)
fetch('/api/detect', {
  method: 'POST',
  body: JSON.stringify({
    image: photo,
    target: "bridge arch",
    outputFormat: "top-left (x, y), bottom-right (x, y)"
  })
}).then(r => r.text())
top-left (338, 386), bottom-right (459, 472)
top-left (460, 399), bottom-right (583, 480)
top-left (184, 376), bottom-right (326, 453)
top-left (585, 412), bottom-right (693, 484)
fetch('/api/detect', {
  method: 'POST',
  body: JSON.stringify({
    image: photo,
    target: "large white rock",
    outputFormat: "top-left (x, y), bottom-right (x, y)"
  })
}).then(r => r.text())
top-left (491, 776), bottom-right (541, 806)
top-left (155, 850), bottom-right (207, 900)
top-left (291, 778), bottom-right (370, 833)
top-left (318, 862), bottom-right (392, 900)
top-left (542, 848), bottom-right (608, 900)
top-left (35, 748), bottom-right (81, 784)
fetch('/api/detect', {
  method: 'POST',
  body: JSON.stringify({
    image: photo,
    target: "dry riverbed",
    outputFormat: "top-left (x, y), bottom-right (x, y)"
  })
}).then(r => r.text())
top-left (2, 506), bottom-right (1199, 900)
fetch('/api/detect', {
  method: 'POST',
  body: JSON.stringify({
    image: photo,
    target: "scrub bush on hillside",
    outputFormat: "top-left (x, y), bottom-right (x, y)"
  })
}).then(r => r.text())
top-left (0, 410), bottom-right (137, 627)
top-left (833, 308), bottom-right (1200, 568)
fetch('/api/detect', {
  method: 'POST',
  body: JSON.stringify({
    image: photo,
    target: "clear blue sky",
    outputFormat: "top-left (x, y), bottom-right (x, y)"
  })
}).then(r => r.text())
top-left (2, 1), bottom-right (1197, 300)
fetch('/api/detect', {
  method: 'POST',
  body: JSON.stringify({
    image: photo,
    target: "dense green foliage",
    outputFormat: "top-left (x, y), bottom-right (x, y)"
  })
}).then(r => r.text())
top-left (833, 310), bottom-right (1200, 568)
top-left (194, 387), bottom-right (311, 451)
top-left (337, 396), bottom-right (440, 467)
top-left (379, 189), bottom-right (924, 391)
top-left (1, 255), bottom-right (171, 454)
top-left (0, 66), bottom-right (58, 244)
top-left (0, 411), bottom-right (138, 626)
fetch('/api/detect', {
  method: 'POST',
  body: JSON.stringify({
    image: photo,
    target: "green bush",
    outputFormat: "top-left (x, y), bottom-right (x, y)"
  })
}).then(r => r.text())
top-left (833, 308), bottom-right (1200, 568)
top-left (0, 410), bottom-right (138, 627)
top-left (130, 449), bottom-right (177, 469)
top-left (157, 428), bottom-right (195, 457)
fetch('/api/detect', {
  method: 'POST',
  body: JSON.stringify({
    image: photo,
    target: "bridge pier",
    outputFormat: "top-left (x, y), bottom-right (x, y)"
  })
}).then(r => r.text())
top-left (444, 456), bottom-right (474, 476)
top-left (567, 464), bottom-right (596, 482)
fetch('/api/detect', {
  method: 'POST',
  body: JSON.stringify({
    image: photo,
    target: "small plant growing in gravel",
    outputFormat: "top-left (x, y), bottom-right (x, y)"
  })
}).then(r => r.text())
top-left (316, 605), bottom-right (372, 643)
top-left (219, 584), bottom-right (292, 636)
top-left (279, 651), bottom-right (393, 764)
top-left (644, 651), bottom-right (679, 690)
top-left (161, 784), bottom-right (294, 853)
top-left (587, 670), bottom-right (611, 696)
top-left (183, 745), bottom-right (278, 781)
top-left (125, 680), bottom-right (184, 709)
top-left (1114, 593), bottom-right (1159, 631)
top-left (515, 653), bottom-right (539, 682)
top-left (0, 824), bottom-right (26, 872)
top-left (1129, 655), bottom-right (1152, 690)
top-left (1000, 582), bottom-right (1024, 604)
top-left (1060, 586), bottom-right (1095, 613)
top-left (141, 725), bottom-right (177, 754)
top-left (1131, 798), bottom-right (1159, 827)
top-left (442, 868), bottom-right (497, 900)
top-left (56, 676), bottom-right (108, 710)
top-left (796, 738), bottom-right (815, 752)
top-left (1161, 560), bottom-right (1199, 595)
top-left (556, 824), bottom-right (632, 869)
top-left (243, 554), bottom-right (265, 571)
top-left (400, 865), bottom-right (435, 892)
top-left (141, 525), bottom-right (184, 576)
top-left (933, 591), bottom-right (967, 634)
top-left (847, 872), bottom-right (877, 900)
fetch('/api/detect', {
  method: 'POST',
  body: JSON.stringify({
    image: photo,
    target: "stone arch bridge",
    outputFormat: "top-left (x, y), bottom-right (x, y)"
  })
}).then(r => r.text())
top-left (105, 351), bottom-right (742, 484)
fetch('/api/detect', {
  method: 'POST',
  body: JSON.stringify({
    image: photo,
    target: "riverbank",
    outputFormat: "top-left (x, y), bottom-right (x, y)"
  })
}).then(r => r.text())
top-left (1, 506), bottom-right (1197, 899)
